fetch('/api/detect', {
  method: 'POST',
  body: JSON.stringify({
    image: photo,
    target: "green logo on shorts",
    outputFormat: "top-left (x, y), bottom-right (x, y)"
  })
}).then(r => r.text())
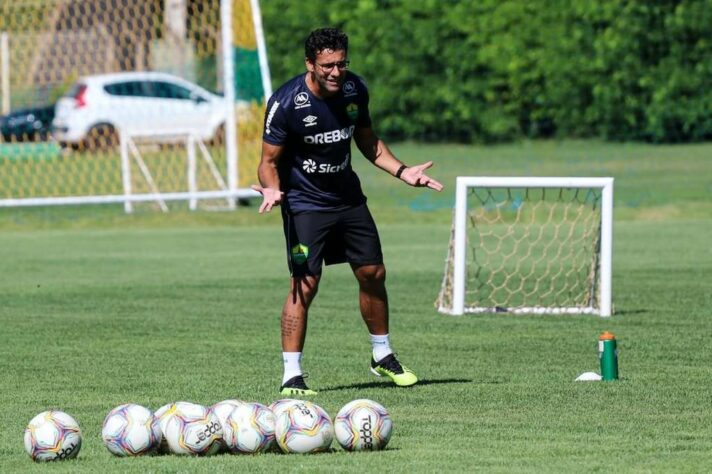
top-left (291, 244), bottom-right (309, 265)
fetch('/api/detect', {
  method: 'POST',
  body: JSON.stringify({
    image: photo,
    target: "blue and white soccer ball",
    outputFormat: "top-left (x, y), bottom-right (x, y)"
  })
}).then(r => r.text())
top-left (334, 399), bottom-right (392, 451)
top-left (223, 402), bottom-right (276, 453)
top-left (161, 402), bottom-right (223, 456)
top-left (275, 401), bottom-right (333, 454)
top-left (24, 410), bottom-right (82, 462)
top-left (101, 403), bottom-right (161, 456)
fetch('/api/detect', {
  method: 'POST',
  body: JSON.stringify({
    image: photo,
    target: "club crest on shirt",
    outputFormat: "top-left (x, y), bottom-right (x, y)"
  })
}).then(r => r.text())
top-left (346, 103), bottom-right (359, 121)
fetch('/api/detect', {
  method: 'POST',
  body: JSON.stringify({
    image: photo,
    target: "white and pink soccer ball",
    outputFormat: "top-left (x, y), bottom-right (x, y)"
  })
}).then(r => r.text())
top-left (268, 399), bottom-right (301, 420)
top-left (275, 401), bottom-right (333, 454)
top-left (334, 399), bottom-right (392, 451)
top-left (210, 399), bottom-right (245, 428)
top-left (160, 401), bottom-right (223, 456)
top-left (222, 402), bottom-right (275, 453)
top-left (101, 403), bottom-right (161, 456)
top-left (24, 410), bottom-right (82, 462)
top-left (208, 399), bottom-right (244, 453)
top-left (154, 402), bottom-right (176, 454)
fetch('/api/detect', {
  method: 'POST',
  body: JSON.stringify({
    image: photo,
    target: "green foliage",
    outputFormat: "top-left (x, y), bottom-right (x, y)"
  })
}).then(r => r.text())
top-left (260, 0), bottom-right (712, 143)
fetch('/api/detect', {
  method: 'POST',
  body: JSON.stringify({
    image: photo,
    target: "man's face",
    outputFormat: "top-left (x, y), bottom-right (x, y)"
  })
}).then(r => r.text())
top-left (306, 48), bottom-right (348, 96)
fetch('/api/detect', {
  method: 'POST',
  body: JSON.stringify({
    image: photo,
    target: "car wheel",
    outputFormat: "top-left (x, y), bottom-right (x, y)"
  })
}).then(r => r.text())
top-left (58, 141), bottom-right (80, 151)
top-left (83, 124), bottom-right (118, 151)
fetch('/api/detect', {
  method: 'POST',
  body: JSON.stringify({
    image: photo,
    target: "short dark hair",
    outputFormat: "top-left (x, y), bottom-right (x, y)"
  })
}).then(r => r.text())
top-left (305, 28), bottom-right (348, 62)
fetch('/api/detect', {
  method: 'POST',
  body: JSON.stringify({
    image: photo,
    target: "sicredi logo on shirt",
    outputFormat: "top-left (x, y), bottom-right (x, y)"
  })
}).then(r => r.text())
top-left (302, 154), bottom-right (350, 174)
top-left (303, 126), bottom-right (355, 145)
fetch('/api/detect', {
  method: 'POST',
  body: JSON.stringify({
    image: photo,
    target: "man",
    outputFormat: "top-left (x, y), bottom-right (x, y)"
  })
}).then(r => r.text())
top-left (252, 27), bottom-right (443, 396)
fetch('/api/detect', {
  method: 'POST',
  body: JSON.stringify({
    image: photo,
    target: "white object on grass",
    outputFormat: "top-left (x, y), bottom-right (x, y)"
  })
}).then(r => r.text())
top-left (575, 371), bottom-right (602, 382)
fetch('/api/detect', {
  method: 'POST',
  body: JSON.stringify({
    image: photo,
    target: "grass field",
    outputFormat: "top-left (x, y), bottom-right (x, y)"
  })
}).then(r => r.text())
top-left (0, 140), bottom-right (711, 472)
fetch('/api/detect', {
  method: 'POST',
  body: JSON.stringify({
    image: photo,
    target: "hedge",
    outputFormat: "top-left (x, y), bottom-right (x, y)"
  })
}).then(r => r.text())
top-left (260, 0), bottom-right (712, 143)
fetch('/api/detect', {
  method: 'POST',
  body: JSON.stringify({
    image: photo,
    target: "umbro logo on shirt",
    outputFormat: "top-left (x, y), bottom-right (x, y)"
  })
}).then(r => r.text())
top-left (303, 115), bottom-right (318, 127)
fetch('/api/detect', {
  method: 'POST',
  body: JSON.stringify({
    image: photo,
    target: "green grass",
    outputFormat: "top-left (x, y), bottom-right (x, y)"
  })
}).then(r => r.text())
top-left (0, 140), bottom-right (711, 472)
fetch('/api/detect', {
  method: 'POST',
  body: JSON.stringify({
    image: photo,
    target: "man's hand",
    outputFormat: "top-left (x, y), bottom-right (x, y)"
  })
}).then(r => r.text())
top-left (399, 161), bottom-right (444, 191)
top-left (251, 184), bottom-right (284, 213)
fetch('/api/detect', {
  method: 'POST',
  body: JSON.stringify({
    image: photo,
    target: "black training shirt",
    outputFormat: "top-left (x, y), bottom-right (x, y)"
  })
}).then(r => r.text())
top-left (262, 72), bottom-right (372, 212)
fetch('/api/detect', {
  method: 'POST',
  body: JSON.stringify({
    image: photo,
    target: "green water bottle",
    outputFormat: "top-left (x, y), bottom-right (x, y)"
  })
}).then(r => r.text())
top-left (598, 331), bottom-right (619, 381)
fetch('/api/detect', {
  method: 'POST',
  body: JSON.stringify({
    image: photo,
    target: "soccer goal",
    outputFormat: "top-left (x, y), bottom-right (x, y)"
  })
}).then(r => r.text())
top-left (118, 131), bottom-right (253, 213)
top-left (436, 177), bottom-right (614, 317)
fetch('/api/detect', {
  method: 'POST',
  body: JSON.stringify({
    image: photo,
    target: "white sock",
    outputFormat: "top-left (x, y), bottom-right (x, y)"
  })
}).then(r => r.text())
top-left (370, 333), bottom-right (392, 362)
top-left (282, 352), bottom-right (303, 385)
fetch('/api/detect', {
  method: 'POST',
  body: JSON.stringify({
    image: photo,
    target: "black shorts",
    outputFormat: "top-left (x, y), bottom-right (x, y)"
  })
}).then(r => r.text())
top-left (282, 204), bottom-right (383, 277)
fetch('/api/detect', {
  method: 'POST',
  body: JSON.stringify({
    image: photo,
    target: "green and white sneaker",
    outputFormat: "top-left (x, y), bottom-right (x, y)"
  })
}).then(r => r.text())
top-left (279, 375), bottom-right (318, 396)
top-left (370, 353), bottom-right (418, 387)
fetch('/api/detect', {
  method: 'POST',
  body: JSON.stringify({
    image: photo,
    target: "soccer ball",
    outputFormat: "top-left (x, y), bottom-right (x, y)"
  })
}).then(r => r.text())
top-left (154, 402), bottom-right (177, 454)
top-left (210, 399), bottom-right (245, 427)
top-left (268, 399), bottom-right (301, 419)
top-left (209, 399), bottom-right (244, 453)
top-left (101, 403), bottom-right (161, 456)
top-left (24, 410), bottom-right (82, 462)
top-left (161, 402), bottom-right (223, 456)
top-left (223, 402), bottom-right (275, 453)
top-left (334, 399), bottom-right (392, 451)
top-left (275, 401), bottom-right (333, 454)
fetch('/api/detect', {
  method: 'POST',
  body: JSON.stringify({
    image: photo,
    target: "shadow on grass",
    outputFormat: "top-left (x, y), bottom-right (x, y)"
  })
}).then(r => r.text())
top-left (613, 309), bottom-right (648, 316)
top-left (320, 377), bottom-right (475, 392)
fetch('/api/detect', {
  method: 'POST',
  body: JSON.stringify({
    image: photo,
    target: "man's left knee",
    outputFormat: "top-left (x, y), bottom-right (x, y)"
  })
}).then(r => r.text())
top-left (354, 264), bottom-right (386, 283)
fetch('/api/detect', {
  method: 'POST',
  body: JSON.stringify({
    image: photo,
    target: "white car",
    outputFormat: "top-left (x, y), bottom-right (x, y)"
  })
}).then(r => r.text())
top-left (52, 72), bottom-right (228, 149)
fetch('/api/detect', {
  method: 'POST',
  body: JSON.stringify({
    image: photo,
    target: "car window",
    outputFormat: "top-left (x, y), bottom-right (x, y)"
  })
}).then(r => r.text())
top-left (152, 81), bottom-right (193, 100)
top-left (104, 81), bottom-right (147, 97)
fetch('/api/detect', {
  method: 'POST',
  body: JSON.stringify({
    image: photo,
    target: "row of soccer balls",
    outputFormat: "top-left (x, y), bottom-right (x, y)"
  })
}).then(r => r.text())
top-left (24, 398), bottom-right (392, 461)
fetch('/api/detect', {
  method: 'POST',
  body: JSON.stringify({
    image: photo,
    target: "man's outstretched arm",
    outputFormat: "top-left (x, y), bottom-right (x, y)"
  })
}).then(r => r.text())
top-left (354, 127), bottom-right (443, 191)
top-left (251, 142), bottom-right (286, 213)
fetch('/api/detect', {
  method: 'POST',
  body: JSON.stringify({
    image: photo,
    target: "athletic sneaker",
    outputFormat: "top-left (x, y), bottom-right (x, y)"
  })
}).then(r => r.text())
top-left (370, 353), bottom-right (418, 387)
top-left (279, 374), bottom-right (318, 396)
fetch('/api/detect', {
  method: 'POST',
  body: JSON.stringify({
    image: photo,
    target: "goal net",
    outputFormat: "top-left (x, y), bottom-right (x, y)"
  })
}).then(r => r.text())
top-left (0, 0), bottom-right (269, 211)
top-left (436, 177), bottom-right (614, 317)
top-left (118, 131), bottom-right (248, 213)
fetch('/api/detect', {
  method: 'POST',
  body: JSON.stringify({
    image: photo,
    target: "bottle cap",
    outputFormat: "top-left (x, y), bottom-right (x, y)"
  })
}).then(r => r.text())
top-left (599, 331), bottom-right (616, 340)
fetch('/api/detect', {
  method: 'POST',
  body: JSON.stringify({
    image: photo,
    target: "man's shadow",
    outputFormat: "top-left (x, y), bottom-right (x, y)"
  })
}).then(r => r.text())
top-left (320, 378), bottom-right (475, 392)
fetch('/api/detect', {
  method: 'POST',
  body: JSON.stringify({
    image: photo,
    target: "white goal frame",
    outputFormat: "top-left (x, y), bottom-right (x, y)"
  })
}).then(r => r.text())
top-left (445, 176), bottom-right (614, 317)
top-left (0, 131), bottom-right (259, 212)
top-left (119, 131), bottom-right (255, 214)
